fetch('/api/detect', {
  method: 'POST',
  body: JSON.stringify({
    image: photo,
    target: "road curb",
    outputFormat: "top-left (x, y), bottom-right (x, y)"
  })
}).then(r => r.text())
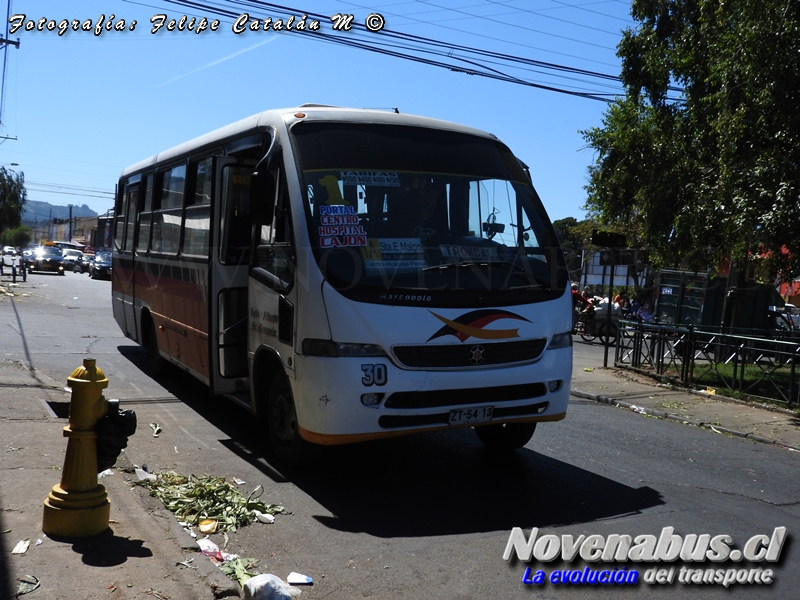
top-left (571, 389), bottom-right (800, 453)
top-left (115, 454), bottom-right (242, 599)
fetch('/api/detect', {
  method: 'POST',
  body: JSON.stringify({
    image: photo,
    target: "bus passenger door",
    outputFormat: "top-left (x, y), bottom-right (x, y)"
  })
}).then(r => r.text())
top-left (248, 164), bottom-right (296, 381)
top-left (112, 179), bottom-right (139, 340)
top-left (209, 159), bottom-right (254, 396)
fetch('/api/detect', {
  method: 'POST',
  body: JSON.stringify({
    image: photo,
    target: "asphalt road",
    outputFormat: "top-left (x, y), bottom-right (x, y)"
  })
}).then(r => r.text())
top-left (2, 272), bottom-right (798, 599)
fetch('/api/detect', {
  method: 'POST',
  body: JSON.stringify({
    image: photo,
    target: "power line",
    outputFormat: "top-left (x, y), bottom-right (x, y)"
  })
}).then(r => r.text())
top-left (142, 0), bottom-right (684, 101)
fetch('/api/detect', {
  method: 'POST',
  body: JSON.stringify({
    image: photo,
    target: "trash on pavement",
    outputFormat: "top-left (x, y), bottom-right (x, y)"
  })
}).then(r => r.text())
top-left (197, 538), bottom-right (225, 562)
top-left (243, 573), bottom-right (301, 600)
top-left (233, 477), bottom-right (246, 485)
top-left (219, 556), bottom-right (260, 587)
top-left (199, 519), bottom-right (219, 534)
top-left (177, 558), bottom-right (197, 569)
top-left (12, 539), bottom-right (30, 554)
top-left (98, 468), bottom-right (114, 478)
top-left (149, 422), bottom-right (163, 437)
top-left (140, 472), bottom-right (288, 532)
top-left (629, 405), bottom-right (646, 414)
top-left (254, 510), bottom-right (275, 524)
top-left (287, 572), bottom-right (312, 585)
top-left (135, 468), bottom-right (157, 482)
top-left (16, 575), bottom-right (41, 597)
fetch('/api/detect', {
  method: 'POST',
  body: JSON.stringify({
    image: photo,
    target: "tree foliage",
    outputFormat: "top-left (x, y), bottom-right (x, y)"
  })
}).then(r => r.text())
top-left (582, 0), bottom-right (800, 280)
top-left (552, 216), bottom-right (587, 279)
top-left (0, 167), bottom-right (27, 238)
top-left (2, 226), bottom-right (32, 249)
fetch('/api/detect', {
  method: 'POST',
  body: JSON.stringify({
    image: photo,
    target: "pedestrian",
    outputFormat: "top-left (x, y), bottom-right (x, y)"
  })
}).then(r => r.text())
top-left (10, 250), bottom-right (19, 283)
top-left (572, 283), bottom-right (590, 310)
top-left (17, 248), bottom-right (26, 282)
top-left (572, 283), bottom-right (590, 332)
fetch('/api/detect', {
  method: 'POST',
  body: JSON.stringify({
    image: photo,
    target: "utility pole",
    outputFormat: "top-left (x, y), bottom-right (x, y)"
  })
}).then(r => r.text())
top-left (0, 33), bottom-right (20, 140)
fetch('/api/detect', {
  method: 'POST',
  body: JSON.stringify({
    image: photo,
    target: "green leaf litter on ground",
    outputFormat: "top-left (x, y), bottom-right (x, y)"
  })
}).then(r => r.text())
top-left (140, 472), bottom-right (287, 532)
top-left (219, 557), bottom-right (261, 586)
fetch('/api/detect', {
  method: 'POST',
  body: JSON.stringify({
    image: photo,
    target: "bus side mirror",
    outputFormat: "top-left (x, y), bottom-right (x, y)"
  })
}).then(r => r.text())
top-left (250, 170), bottom-right (275, 224)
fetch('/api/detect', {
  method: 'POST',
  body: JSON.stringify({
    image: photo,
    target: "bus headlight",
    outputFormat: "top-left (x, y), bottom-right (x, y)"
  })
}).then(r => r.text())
top-left (302, 339), bottom-right (387, 357)
top-left (548, 331), bottom-right (573, 349)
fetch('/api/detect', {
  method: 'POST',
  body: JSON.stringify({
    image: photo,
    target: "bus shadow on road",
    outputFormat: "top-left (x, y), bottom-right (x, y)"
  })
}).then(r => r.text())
top-left (218, 424), bottom-right (664, 539)
top-left (283, 433), bottom-right (663, 538)
top-left (118, 346), bottom-right (664, 539)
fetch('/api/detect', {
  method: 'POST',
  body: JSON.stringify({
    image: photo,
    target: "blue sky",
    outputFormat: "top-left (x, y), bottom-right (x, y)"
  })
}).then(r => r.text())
top-left (0, 0), bottom-right (634, 222)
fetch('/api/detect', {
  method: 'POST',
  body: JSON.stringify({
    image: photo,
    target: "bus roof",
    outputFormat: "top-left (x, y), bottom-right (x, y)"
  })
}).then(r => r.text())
top-left (120, 105), bottom-right (499, 178)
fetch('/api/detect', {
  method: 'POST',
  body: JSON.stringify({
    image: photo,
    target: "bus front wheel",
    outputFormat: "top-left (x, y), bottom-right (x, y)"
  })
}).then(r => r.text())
top-left (267, 378), bottom-right (310, 467)
top-left (474, 422), bottom-right (536, 451)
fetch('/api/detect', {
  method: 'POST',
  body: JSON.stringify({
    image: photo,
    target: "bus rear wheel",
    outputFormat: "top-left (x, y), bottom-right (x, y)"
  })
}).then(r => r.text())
top-left (268, 378), bottom-right (311, 467)
top-left (474, 422), bottom-right (536, 451)
top-left (144, 320), bottom-right (165, 376)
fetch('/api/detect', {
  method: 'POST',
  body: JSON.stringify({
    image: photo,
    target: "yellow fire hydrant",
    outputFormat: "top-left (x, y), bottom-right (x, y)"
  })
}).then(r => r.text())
top-left (42, 358), bottom-right (111, 537)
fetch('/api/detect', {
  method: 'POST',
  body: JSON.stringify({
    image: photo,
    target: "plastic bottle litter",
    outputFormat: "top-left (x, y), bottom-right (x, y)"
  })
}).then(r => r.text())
top-left (243, 574), bottom-right (301, 600)
top-left (287, 572), bottom-right (312, 585)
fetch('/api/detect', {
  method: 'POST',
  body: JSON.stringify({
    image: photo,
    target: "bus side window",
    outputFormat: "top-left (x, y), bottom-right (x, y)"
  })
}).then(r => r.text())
top-left (254, 167), bottom-right (294, 290)
top-left (123, 183), bottom-right (139, 253)
top-left (183, 158), bottom-right (212, 257)
top-left (150, 164), bottom-right (185, 255)
top-left (114, 185), bottom-right (126, 252)
top-left (220, 164), bottom-right (254, 265)
top-left (136, 175), bottom-right (153, 254)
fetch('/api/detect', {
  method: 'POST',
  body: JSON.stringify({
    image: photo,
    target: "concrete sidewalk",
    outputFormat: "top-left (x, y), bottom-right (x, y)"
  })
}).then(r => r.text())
top-left (571, 365), bottom-right (800, 452)
top-left (1, 346), bottom-right (798, 599)
top-left (0, 359), bottom-right (235, 600)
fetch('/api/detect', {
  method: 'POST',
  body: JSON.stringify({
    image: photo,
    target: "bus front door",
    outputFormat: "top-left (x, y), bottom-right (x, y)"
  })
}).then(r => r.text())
top-left (209, 159), bottom-right (254, 397)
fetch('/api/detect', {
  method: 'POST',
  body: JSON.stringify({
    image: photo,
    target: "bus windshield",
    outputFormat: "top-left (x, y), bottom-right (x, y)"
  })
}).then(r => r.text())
top-left (293, 122), bottom-right (567, 303)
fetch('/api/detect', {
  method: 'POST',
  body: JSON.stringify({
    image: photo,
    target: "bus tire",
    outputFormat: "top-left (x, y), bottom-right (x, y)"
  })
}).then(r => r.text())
top-left (268, 377), bottom-right (311, 467)
top-left (474, 422), bottom-right (536, 451)
top-left (144, 319), bottom-right (166, 377)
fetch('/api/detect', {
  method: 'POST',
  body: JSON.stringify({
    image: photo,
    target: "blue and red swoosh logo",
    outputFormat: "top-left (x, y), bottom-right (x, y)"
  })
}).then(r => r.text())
top-left (427, 309), bottom-right (531, 342)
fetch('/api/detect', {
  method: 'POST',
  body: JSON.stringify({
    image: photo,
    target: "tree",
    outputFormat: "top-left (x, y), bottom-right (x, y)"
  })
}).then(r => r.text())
top-left (2, 225), bottom-right (32, 249)
top-left (552, 217), bottom-right (596, 281)
top-left (582, 0), bottom-right (800, 281)
top-left (0, 166), bottom-right (27, 239)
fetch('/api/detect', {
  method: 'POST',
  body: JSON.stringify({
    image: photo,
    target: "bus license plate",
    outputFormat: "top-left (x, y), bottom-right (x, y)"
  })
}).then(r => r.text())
top-left (448, 406), bottom-right (493, 426)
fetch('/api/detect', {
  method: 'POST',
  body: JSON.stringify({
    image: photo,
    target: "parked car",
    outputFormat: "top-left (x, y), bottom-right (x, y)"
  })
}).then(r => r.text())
top-left (62, 249), bottom-right (83, 270)
top-left (73, 253), bottom-right (94, 274)
top-left (784, 303), bottom-right (800, 329)
top-left (27, 246), bottom-right (65, 275)
top-left (89, 250), bottom-right (112, 279)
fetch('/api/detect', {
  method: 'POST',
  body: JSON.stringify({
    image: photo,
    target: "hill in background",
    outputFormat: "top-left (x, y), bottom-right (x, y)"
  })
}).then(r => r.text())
top-left (22, 200), bottom-right (99, 226)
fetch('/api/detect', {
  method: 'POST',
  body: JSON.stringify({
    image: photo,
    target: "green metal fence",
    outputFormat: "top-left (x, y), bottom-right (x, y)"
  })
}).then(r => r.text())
top-left (614, 321), bottom-right (800, 409)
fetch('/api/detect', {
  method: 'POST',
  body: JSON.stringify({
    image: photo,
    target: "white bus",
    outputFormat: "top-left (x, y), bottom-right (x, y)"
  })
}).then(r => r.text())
top-left (112, 105), bottom-right (573, 464)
